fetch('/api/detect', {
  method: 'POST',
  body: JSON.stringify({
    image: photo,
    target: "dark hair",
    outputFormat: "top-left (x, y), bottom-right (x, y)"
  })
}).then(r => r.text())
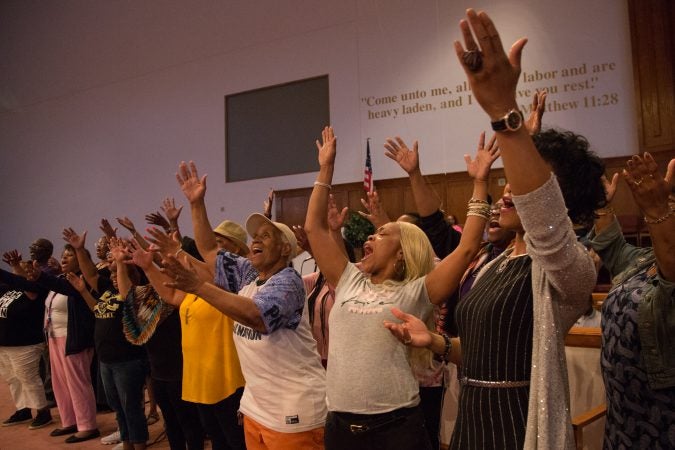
top-left (532, 129), bottom-right (606, 227)
top-left (400, 212), bottom-right (421, 226)
top-left (63, 244), bottom-right (91, 260)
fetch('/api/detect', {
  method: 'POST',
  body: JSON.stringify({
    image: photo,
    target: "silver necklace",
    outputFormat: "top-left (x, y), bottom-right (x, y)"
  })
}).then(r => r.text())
top-left (496, 251), bottom-right (527, 273)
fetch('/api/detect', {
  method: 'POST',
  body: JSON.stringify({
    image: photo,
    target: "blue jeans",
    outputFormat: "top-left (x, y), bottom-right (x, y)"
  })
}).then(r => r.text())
top-left (100, 358), bottom-right (149, 444)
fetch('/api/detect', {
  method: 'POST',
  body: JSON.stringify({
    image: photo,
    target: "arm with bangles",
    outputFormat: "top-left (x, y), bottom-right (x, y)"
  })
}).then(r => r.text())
top-left (384, 307), bottom-right (462, 365)
top-left (304, 126), bottom-right (349, 287)
top-left (424, 131), bottom-right (499, 305)
top-left (624, 155), bottom-right (675, 281)
top-left (587, 172), bottom-right (650, 277)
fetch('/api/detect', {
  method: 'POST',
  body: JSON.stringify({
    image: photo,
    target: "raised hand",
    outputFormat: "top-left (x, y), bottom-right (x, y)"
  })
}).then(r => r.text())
top-left (2, 250), bottom-right (22, 267)
top-left (384, 137), bottom-right (420, 175)
top-left (263, 189), bottom-right (275, 219)
top-left (145, 212), bottom-right (171, 232)
top-left (327, 194), bottom-right (349, 232)
top-left (25, 261), bottom-right (41, 281)
top-left (177, 161), bottom-right (207, 203)
top-left (358, 190), bottom-right (390, 228)
top-left (465, 132), bottom-right (500, 182)
top-left (63, 228), bottom-right (87, 249)
top-left (161, 255), bottom-right (203, 294)
top-left (601, 173), bottom-right (620, 205)
top-left (292, 225), bottom-right (312, 255)
top-left (145, 227), bottom-right (181, 257)
top-left (108, 237), bottom-right (129, 262)
top-left (161, 197), bottom-right (183, 222)
top-left (116, 216), bottom-right (136, 234)
top-left (383, 307), bottom-right (433, 348)
top-left (315, 126), bottom-right (336, 167)
top-left (65, 272), bottom-right (87, 293)
top-left (127, 239), bottom-right (154, 270)
top-left (525, 90), bottom-right (547, 135)
top-left (454, 9), bottom-right (526, 120)
top-left (47, 257), bottom-right (62, 274)
top-left (623, 153), bottom-right (674, 221)
top-left (99, 219), bottom-right (118, 239)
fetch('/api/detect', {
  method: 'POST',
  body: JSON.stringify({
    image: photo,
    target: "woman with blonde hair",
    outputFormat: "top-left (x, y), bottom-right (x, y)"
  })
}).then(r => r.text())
top-left (304, 126), bottom-right (498, 450)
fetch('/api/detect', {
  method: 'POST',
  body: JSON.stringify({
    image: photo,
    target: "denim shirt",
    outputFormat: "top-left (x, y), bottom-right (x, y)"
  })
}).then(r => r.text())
top-left (587, 217), bottom-right (675, 389)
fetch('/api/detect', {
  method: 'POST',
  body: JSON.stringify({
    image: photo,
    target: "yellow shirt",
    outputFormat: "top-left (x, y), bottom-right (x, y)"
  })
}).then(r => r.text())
top-left (179, 294), bottom-right (245, 404)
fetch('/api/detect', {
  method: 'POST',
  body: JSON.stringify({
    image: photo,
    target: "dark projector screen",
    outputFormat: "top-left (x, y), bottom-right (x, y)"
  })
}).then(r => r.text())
top-left (225, 75), bottom-right (330, 182)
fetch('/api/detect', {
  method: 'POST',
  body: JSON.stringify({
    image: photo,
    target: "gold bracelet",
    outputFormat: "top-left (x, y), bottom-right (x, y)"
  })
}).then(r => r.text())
top-left (175, 248), bottom-right (185, 258)
top-left (313, 181), bottom-right (331, 190)
top-left (468, 198), bottom-right (489, 205)
top-left (595, 206), bottom-right (615, 216)
top-left (644, 207), bottom-right (674, 224)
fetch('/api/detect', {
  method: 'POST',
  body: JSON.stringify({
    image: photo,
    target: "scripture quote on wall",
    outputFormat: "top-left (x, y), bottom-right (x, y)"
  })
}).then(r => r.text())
top-left (361, 61), bottom-right (619, 120)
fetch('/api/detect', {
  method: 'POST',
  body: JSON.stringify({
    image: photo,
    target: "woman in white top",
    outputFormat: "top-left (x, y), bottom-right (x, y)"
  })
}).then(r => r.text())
top-left (304, 126), bottom-right (498, 450)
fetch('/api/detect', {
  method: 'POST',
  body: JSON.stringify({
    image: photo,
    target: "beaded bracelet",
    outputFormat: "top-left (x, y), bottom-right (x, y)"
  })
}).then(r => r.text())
top-left (440, 332), bottom-right (452, 363)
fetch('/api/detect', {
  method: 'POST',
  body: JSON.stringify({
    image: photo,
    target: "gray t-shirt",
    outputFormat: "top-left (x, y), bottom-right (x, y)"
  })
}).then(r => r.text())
top-left (326, 263), bottom-right (432, 413)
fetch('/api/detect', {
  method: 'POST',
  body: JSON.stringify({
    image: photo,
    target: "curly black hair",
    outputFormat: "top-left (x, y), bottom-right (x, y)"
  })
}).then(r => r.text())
top-left (532, 129), bottom-right (606, 228)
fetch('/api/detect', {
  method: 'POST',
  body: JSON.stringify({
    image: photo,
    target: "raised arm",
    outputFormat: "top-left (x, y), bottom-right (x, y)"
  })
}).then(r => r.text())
top-left (358, 190), bottom-right (391, 229)
top-left (2, 250), bottom-right (27, 278)
top-left (304, 126), bottom-right (349, 286)
top-left (624, 154), bottom-right (675, 281)
top-left (109, 238), bottom-right (132, 299)
top-left (145, 227), bottom-right (214, 282)
top-left (425, 131), bottom-right (498, 304)
top-left (62, 228), bottom-right (99, 288)
top-left (593, 173), bottom-right (620, 234)
top-left (161, 197), bottom-right (184, 240)
top-left (116, 216), bottom-right (151, 251)
top-left (176, 161), bottom-right (218, 269)
top-left (384, 137), bottom-right (441, 217)
top-left (263, 189), bottom-right (275, 219)
top-left (65, 272), bottom-right (97, 310)
top-left (162, 255), bottom-right (266, 332)
top-left (127, 239), bottom-right (185, 307)
top-left (455, 9), bottom-right (549, 195)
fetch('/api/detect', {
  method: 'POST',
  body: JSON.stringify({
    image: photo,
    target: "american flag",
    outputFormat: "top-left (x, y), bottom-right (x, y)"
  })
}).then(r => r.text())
top-left (363, 139), bottom-right (373, 192)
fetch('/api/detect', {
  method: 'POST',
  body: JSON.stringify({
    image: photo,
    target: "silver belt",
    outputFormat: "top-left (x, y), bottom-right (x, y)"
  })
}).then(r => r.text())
top-left (460, 376), bottom-right (530, 388)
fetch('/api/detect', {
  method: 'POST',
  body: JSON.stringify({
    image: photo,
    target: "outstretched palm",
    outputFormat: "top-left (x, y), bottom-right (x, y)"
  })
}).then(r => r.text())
top-left (177, 161), bottom-right (207, 203)
top-left (384, 137), bottom-right (419, 174)
top-left (63, 228), bottom-right (87, 249)
top-left (315, 126), bottom-right (336, 166)
top-left (465, 132), bottom-right (500, 181)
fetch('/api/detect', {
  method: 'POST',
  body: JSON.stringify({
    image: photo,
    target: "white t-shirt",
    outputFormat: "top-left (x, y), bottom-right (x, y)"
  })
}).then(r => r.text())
top-left (45, 291), bottom-right (69, 338)
top-left (234, 271), bottom-right (327, 433)
top-left (327, 263), bottom-right (432, 413)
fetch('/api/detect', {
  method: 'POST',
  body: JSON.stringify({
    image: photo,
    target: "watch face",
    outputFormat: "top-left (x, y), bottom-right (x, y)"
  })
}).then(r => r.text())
top-left (506, 110), bottom-right (522, 130)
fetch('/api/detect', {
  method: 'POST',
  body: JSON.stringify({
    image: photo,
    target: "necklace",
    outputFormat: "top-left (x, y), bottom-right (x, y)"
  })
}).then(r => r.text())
top-left (496, 250), bottom-right (528, 273)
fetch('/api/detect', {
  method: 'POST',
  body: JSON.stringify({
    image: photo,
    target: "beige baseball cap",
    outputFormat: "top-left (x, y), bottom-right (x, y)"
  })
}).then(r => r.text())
top-left (212, 220), bottom-right (249, 255)
top-left (245, 213), bottom-right (298, 258)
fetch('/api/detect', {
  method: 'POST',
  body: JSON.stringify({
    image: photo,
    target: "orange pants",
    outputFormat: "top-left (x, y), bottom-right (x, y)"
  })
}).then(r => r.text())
top-left (243, 415), bottom-right (325, 450)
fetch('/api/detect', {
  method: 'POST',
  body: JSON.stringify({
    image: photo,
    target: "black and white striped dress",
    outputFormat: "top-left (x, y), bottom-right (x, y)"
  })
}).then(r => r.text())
top-left (450, 251), bottom-right (534, 450)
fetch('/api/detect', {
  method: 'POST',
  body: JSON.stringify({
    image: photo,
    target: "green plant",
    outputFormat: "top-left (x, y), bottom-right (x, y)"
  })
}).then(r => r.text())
top-left (343, 211), bottom-right (375, 250)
